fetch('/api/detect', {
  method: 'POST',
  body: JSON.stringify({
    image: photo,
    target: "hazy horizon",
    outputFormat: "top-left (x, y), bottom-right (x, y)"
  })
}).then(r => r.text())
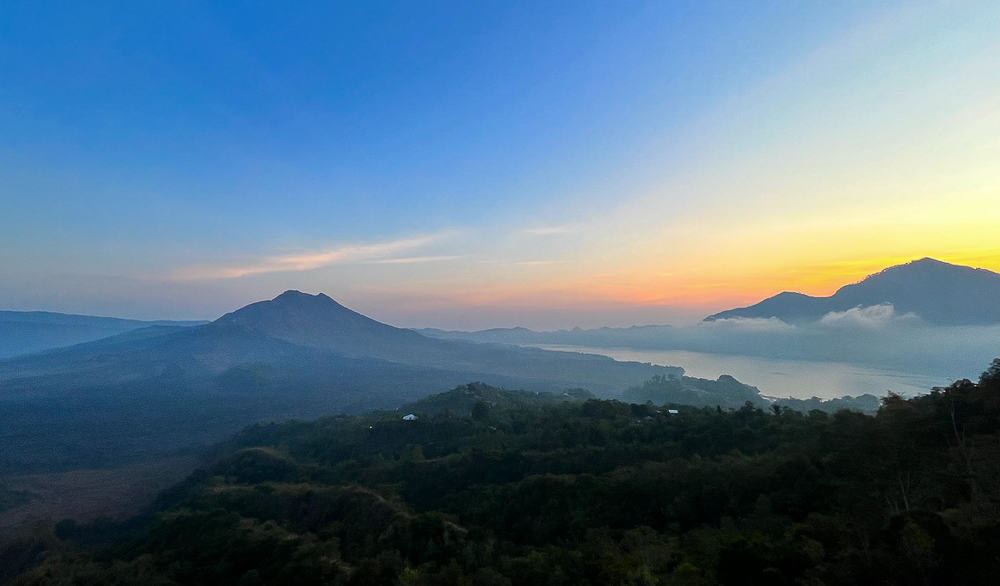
top-left (0, 286), bottom-right (718, 330)
top-left (3, 255), bottom-right (998, 331)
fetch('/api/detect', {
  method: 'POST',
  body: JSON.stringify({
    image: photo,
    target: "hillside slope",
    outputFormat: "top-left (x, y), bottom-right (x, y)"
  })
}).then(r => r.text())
top-left (0, 310), bottom-right (206, 359)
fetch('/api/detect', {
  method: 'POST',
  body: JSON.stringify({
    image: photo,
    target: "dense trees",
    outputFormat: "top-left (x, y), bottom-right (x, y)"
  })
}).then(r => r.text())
top-left (6, 362), bottom-right (1000, 584)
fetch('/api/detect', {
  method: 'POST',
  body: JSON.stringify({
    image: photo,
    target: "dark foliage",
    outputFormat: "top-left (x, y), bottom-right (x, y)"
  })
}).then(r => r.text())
top-left (7, 361), bottom-right (1000, 585)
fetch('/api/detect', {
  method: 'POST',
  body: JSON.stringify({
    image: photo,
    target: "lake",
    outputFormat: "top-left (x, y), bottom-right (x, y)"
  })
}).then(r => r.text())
top-left (536, 345), bottom-right (954, 400)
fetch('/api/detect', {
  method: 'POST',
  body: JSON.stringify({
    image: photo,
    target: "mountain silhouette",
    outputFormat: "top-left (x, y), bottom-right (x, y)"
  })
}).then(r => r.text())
top-left (209, 290), bottom-right (681, 386)
top-left (215, 290), bottom-right (430, 358)
top-left (2, 291), bottom-right (679, 395)
top-left (704, 258), bottom-right (1000, 325)
top-left (0, 292), bottom-right (680, 473)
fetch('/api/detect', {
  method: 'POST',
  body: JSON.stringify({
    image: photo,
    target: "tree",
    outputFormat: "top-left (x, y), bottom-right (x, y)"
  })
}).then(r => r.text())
top-left (472, 401), bottom-right (490, 422)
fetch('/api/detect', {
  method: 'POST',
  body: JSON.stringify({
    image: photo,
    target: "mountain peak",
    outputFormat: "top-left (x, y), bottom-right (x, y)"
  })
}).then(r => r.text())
top-left (881, 257), bottom-right (951, 272)
top-left (273, 290), bottom-right (334, 302)
top-left (705, 257), bottom-right (1000, 325)
top-left (213, 289), bottom-right (425, 358)
top-left (219, 290), bottom-right (364, 328)
top-left (850, 257), bottom-right (987, 288)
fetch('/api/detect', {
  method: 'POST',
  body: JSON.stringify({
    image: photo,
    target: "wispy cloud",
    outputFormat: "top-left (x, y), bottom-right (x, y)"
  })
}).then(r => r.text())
top-left (473, 259), bottom-right (562, 266)
top-left (369, 255), bottom-right (464, 265)
top-left (520, 224), bottom-right (582, 236)
top-left (173, 232), bottom-right (457, 279)
top-left (819, 304), bottom-right (921, 329)
top-left (512, 260), bottom-right (561, 266)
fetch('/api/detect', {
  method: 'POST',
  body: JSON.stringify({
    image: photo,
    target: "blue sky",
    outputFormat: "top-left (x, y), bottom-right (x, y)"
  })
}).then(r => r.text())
top-left (2, 1), bottom-right (999, 328)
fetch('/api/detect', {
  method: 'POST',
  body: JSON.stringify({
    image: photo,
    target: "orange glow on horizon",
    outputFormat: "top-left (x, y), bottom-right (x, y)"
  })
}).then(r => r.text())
top-left (415, 251), bottom-right (1000, 315)
top-left (627, 251), bottom-right (1000, 309)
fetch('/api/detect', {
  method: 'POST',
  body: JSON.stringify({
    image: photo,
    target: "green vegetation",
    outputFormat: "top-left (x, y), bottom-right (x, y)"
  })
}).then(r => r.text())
top-left (624, 374), bottom-right (765, 410)
top-left (623, 373), bottom-right (880, 413)
top-left (402, 381), bottom-right (594, 416)
top-left (6, 361), bottom-right (1000, 585)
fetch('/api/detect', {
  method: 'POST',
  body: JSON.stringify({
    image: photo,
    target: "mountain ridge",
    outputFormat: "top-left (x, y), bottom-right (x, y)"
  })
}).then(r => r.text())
top-left (0, 310), bottom-right (208, 359)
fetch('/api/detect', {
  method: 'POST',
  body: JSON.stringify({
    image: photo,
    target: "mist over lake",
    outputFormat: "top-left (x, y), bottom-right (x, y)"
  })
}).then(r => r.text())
top-left (535, 345), bottom-right (952, 400)
top-left (424, 309), bottom-right (1000, 400)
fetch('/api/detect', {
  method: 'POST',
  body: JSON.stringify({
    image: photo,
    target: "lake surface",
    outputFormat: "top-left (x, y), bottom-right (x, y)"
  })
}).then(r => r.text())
top-left (536, 345), bottom-right (953, 400)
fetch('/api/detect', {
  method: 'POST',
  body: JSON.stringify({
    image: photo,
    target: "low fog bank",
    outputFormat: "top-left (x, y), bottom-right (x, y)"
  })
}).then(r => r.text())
top-left (422, 304), bottom-right (1000, 383)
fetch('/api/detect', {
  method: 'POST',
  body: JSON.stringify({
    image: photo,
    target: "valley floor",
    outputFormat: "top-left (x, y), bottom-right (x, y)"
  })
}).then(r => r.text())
top-left (0, 457), bottom-right (199, 539)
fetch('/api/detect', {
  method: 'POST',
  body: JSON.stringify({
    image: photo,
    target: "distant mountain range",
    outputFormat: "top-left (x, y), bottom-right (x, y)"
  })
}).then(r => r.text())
top-left (418, 324), bottom-right (678, 347)
top-left (419, 258), bottom-right (1000, 377)
top-left (705, 257), bottom-right (1000, 325)
top-left (0, 291), bottom-right (682, 473)
top-left (0, 311), bottom-right (207, 359)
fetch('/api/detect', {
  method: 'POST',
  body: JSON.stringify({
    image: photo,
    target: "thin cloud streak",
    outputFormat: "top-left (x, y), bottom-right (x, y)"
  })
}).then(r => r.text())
top-left (513, 260), bottom-right (561, 266)
top-left (520, 224), bottom-right (582, 236)
top-left (370, 255), bottom-right (464, 265)
top-left (173, 232), bottom-right (458, 279)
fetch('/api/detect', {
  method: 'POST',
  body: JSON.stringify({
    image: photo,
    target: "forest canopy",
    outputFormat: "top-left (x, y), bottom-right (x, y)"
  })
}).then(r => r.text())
top-left (5, 360), bottom-right (1000, 585)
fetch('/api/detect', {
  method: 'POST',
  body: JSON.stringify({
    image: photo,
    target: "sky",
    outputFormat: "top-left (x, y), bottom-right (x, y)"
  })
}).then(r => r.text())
top-left (2, 1), bottom-right (999, 329)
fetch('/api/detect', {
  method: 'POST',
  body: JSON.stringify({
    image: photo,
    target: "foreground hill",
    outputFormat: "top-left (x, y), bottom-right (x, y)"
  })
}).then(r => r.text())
top-left (705, 257), bottom-right (1000, 325)
top-left (401, 381), bottom-right (595, 416)
top-left (0, 310), bottom-right (206, 359)
top-left (7, 365), bottom-right (1000, 585)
